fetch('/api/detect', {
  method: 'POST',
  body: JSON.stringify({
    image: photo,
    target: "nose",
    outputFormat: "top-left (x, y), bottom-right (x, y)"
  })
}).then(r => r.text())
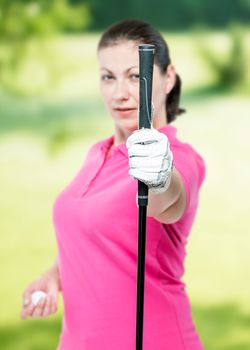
top-left (113, 79), bottom-right (129, 101)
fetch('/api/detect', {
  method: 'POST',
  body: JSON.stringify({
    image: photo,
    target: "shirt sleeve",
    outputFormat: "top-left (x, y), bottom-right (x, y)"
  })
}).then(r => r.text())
top-left (171, 142), bottom-right (206, 213)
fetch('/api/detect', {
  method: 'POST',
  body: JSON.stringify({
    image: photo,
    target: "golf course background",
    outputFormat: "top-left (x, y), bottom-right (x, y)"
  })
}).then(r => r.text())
top-left (0, 4), bottom-right (250, 349)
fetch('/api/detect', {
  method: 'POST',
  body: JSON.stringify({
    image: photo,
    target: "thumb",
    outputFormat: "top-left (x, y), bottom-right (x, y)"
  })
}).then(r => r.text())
top-left (22, 286), bottom-right (37, 307)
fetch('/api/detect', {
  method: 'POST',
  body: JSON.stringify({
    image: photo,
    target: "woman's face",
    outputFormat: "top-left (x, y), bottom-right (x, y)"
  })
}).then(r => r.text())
top-left (98, 40), bottom-right (174, 138)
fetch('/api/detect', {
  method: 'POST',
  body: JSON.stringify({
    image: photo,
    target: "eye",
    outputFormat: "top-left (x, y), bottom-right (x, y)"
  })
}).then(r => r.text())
top-left (101, 74), bottom-right (114, 81)
top-left (130, 73), bottom-right (140, 81)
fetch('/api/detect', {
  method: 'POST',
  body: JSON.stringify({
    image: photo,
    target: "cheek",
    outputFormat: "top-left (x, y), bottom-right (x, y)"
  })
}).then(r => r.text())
top-left (100, 85), bottom-right (113, 106)
top-left (132, 84), bottom-right (139, 99)
top-left (129, 85), bottom-right (139, 106)
top-left (152, 83), bottom-right (166, 108)
top-left (152, 90), bottom-right (160, 108)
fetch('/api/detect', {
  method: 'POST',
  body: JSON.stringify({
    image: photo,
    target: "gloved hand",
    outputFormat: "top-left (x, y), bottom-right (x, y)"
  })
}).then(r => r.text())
top-left (126, 128), bottom-right (173, 194)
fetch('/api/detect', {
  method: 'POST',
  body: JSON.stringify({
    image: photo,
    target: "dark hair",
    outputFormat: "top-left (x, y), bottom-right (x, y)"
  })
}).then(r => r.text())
top-left (98, 18), bottom-right (185, 123)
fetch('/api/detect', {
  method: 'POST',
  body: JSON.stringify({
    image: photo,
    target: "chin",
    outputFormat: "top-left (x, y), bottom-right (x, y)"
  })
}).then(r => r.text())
top-left (116, 120), bottom-right (138, 135)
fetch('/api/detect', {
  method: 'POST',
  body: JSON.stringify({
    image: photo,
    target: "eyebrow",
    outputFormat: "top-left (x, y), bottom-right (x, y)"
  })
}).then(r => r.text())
top-left (100, 66), bottom-right (139, 74)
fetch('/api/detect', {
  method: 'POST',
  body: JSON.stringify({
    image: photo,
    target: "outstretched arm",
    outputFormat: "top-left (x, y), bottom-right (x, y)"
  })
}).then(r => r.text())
top-left (126, 128), bottom-right (187, 224)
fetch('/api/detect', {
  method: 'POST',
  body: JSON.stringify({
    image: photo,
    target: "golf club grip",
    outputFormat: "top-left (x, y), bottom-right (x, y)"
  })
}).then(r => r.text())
top-left (138, 44), bottom-right (155, 206)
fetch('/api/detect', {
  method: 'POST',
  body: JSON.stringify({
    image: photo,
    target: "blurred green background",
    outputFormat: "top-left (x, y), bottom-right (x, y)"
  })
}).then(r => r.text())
top-left (0, 1), bottom-right (250, 349)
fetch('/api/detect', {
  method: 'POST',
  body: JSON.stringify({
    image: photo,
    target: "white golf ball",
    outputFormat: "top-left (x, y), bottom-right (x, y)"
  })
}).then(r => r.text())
top-left (31, 291), bottom-right (46, 306)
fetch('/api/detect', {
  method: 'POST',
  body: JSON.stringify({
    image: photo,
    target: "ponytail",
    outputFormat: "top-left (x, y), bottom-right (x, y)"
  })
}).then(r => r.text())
top-left (166, 74), bottom-right (186, 124)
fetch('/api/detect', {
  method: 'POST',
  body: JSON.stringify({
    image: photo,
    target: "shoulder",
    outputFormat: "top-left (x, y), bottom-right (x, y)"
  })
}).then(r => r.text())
top-left (159, 124), bottom-right (206, 188)
top-left (159, 124), bottom-right (206, 216)
top-left (85, 135), bottom-right (114, 158)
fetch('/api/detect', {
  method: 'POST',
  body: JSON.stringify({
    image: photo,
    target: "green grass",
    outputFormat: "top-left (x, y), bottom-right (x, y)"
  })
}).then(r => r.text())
top-left (0, 304), bottom-right (249, 350)
top-left (0, 32), bottom-right (250, 349)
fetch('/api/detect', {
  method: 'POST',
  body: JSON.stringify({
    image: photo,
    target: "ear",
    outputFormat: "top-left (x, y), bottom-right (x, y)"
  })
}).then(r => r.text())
top-left (164, 64), bottom-right (176, 94)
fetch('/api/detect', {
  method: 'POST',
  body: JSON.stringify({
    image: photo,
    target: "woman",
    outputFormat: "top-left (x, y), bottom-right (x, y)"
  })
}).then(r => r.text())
top-left (21, 19), bottom-right (205, 350)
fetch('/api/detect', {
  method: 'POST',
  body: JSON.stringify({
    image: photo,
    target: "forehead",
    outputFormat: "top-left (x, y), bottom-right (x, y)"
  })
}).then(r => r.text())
top-left (98, 40), bottom-right (140, 70)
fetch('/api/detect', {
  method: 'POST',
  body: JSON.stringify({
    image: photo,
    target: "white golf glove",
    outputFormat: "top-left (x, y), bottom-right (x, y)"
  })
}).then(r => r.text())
top-left (126, 128), bottom-right (173, 194)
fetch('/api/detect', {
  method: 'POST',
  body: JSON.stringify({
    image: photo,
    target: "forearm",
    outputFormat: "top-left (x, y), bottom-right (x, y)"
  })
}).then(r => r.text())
top-left (43, 257), bottom-right (61, 291)
top-left (147, 168), bottom-right (186, 224)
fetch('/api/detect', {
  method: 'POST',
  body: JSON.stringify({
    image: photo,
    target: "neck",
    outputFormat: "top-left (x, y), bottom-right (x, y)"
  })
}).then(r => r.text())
top-left (153, 114), bottom-right (168, 129)
top-left (113, 114), bottom-right (168, 146)
top-left (113, 125), bottom-right (131, 146)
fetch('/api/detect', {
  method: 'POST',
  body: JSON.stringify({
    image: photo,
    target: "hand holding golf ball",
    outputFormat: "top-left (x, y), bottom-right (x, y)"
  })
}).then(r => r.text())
top-left (21, 266), bottom-right (60, 319)
top-left (22, 287), bottom-right (58, 319)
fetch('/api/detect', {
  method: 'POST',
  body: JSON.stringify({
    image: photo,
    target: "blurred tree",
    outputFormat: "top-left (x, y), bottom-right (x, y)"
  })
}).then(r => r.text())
top-left (0, 0), bottom-right (90, 41)
top-left (197, 27), bottom-right (247, 90)
top-left (0, 0), bottom-right (91, 94)
top-left (85, 0), bottom-right (131, 30)
top-left (79, 0), bottom-right (250, 30)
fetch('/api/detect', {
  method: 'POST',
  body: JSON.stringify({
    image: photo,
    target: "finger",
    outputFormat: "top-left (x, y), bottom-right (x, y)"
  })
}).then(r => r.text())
top-left (127, 128), bottom-right (162, 146)
top-left (22, 292), bottom-right (32, 308)
top-left (37, 295), bottom-right (47, 309)
top-left (46, 294), bottom-right (56, 316)
top-left (42, 294), bottom-right (52, 318)
top-left (129, 168), bottom-right (158, 183)
top-left (129, 155), bottom-right (165, 169)
top-left (22, 283), bottom-right (38, 300)
top-left (29, 293), bottom-right (46, 317)
top-left (49, 302), bottom-right (57, 315)
top-left (128, 144), bottom-right (156, 157)
top-left (128, 141), bottom-right (169, 158)
top-left (31, 296), bottom-right (48, 319)
top-left (21, 302), bottom-right (36, 320)
top-left (22, 285), bottom-right (40, 313)
top-left (21, 307), bottom-right (28, 320)
top-left (50, 293), bottom-right (58, 314)
top-left (48, 293), bottom-right (58, 315)
top-left (31, 306), bottom-right (43, 318)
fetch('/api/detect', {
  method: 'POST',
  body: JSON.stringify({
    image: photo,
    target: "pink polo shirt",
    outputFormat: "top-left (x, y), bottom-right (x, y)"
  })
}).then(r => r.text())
top-left (53, 125), bottom-right (205, 350)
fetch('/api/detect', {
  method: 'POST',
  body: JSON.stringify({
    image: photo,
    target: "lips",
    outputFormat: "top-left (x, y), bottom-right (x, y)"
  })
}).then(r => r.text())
top-left (114, 107), bottom-right (137, 117)
top-left (114, 107), bottom-right (137, 111)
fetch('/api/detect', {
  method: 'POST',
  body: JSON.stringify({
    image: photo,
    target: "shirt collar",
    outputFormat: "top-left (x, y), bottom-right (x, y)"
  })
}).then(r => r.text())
top-left (99, 135), bottom-right (128, 158)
